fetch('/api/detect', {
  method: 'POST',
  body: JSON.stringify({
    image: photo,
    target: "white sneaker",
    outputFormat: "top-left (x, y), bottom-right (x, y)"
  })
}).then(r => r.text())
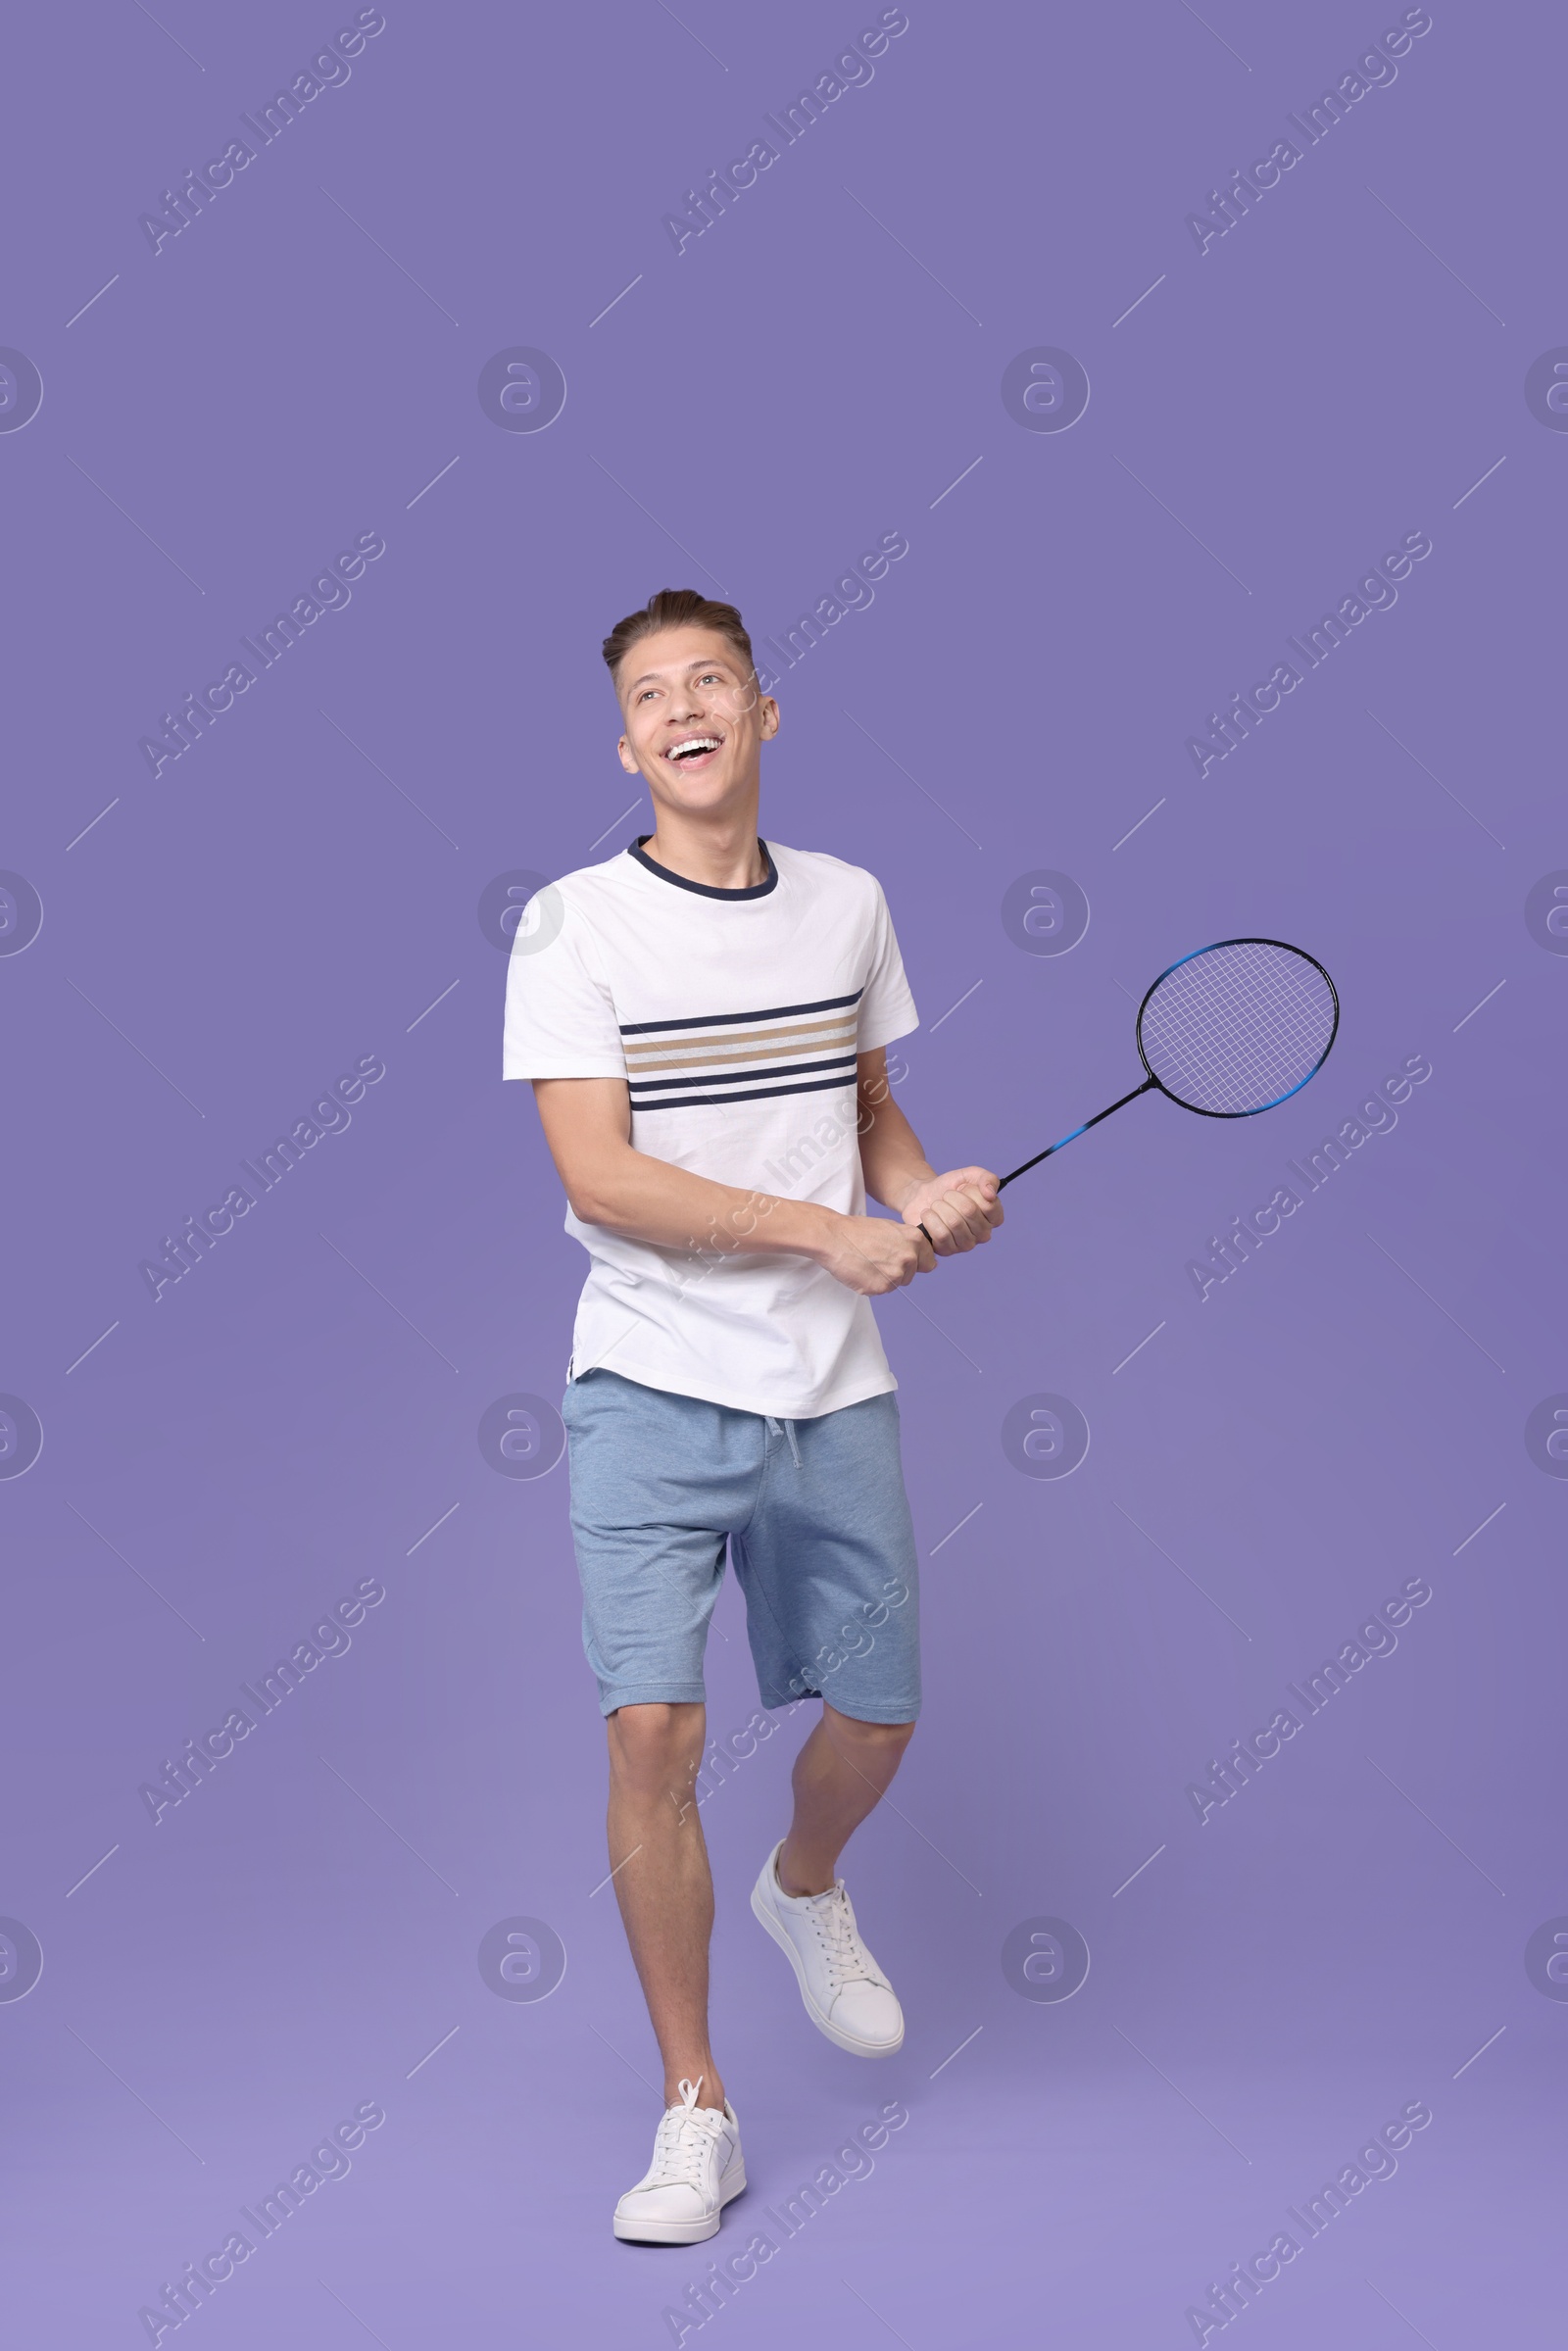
top-left (750, 1838), bottom-right (905, 2057)
top-left (612, 2077), bottom-right (745, 2244)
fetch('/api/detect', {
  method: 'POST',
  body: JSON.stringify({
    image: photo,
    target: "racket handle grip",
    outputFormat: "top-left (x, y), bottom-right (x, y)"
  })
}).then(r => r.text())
top-left (916, 1221), bottom-right (935, 1248)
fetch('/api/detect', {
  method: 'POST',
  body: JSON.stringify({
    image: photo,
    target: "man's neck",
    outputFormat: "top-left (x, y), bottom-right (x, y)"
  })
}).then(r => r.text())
top-left (642, 808), bottom-right (766, 891)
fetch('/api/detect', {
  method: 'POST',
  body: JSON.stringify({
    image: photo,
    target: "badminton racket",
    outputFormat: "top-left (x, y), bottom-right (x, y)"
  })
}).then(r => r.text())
top-left (917, 937), bottom-right (1339, 1243)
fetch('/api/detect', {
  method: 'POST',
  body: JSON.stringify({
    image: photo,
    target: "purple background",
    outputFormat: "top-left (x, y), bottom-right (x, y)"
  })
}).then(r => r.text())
top-left (4, 2), bottom-right (1563, 2342)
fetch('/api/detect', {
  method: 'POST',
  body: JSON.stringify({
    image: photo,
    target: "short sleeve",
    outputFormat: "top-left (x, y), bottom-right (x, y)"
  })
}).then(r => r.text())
top-left (502, 888), bottom-right (628, 1080)
top-left (858, 881), bottom-right (919, 1051)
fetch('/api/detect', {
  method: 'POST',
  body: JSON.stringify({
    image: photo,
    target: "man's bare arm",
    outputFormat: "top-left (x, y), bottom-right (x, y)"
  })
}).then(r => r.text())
top-left (855, 1048), bottom-right (1004, 1256)
top-left (530, 1076), bottom-right (934, 1297)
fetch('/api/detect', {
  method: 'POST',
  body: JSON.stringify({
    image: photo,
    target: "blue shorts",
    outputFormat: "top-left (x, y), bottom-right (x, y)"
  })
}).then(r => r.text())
top-left (561, 1369), bottom-right (921, 1724)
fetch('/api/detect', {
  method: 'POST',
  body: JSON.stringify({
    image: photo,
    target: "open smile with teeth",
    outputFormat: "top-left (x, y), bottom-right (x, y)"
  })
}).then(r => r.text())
top-left (664, 734), bottom-right (723, 765)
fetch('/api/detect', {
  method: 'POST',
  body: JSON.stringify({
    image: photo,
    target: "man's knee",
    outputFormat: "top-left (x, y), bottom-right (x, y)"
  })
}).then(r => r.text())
top-left (608, 1700), bottom-right (705, 1793)
top-left (823, 1706), bottom-right (916, 1754)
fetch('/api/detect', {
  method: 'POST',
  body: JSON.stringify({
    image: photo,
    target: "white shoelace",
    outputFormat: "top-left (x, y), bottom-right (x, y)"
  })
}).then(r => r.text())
top-left (807, 1883), bottom-right (888, 1991)
top-left (647, 2077), bottom-right (725, 2188)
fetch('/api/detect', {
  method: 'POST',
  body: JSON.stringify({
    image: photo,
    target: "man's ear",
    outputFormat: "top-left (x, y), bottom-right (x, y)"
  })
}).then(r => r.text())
top-left (616, 733), bottom-right (641, 773)
top-left (760, 698), bottom-right (780, 740)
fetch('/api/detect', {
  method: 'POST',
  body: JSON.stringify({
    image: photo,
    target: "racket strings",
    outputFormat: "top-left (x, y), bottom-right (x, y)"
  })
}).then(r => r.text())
top-left (1139, 941), bottom-right (1336, 1115)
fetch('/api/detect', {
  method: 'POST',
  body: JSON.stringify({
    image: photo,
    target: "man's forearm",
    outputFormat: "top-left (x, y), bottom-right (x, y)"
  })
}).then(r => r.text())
top-left (530, 1071), bottom-right (939, 1295)
top-left (566, 1142), bottom-right (835, 1265)
top-left (857, 1076), bottom-right (936, 1212)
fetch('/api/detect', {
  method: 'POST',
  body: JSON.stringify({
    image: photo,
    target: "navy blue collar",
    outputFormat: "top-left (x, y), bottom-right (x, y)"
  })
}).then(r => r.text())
top-left (629, 836), bottom-right (778, 900)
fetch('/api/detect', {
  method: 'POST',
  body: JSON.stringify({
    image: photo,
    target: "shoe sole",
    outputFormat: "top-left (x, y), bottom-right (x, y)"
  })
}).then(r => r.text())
top-left (750, 1879), bottom-right (905, 2058)
top-left (612, 2166), bottom-right (747, 2245)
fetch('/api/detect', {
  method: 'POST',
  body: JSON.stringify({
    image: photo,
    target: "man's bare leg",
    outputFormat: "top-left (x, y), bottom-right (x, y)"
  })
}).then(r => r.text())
top-left (776, 1701), bottom-right (915, 1897)
top-left (607, 1700), bottom-right (727, 2115)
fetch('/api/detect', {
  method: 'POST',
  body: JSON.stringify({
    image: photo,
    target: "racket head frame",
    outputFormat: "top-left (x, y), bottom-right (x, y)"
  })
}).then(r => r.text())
top-left (1134, 935), bottom-right (1340, 1119)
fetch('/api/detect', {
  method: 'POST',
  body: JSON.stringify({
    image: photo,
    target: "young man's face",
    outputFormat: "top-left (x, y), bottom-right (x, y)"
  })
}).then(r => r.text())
top-left (614, 626), bottom-right (778, 816)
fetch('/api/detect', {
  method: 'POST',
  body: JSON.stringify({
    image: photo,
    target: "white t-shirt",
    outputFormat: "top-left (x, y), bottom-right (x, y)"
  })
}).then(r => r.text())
top-left (502, 837), bottom-right (920, 1418)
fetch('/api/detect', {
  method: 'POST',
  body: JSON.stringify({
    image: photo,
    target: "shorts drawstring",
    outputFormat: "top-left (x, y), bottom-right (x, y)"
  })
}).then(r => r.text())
top-left (765, 1414), bottom-right (803, 1471)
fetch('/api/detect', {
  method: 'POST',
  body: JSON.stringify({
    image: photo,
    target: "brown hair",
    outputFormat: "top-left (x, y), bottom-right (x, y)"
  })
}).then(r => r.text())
top-left (602, 588), bottom-right (756, 693)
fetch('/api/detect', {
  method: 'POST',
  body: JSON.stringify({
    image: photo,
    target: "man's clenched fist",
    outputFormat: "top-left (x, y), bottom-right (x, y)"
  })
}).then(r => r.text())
top-left (899, 1167), bottom-right (1004, 1255)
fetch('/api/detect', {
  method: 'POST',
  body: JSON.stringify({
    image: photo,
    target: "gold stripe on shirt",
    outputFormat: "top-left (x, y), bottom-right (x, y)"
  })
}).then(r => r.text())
top-left (622, 1018), bottom-right (858, 1069)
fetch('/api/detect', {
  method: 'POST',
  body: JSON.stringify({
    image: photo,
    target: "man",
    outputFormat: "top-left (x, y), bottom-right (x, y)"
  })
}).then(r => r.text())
top-left (503, 588), bottom-right (1002, 2243)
